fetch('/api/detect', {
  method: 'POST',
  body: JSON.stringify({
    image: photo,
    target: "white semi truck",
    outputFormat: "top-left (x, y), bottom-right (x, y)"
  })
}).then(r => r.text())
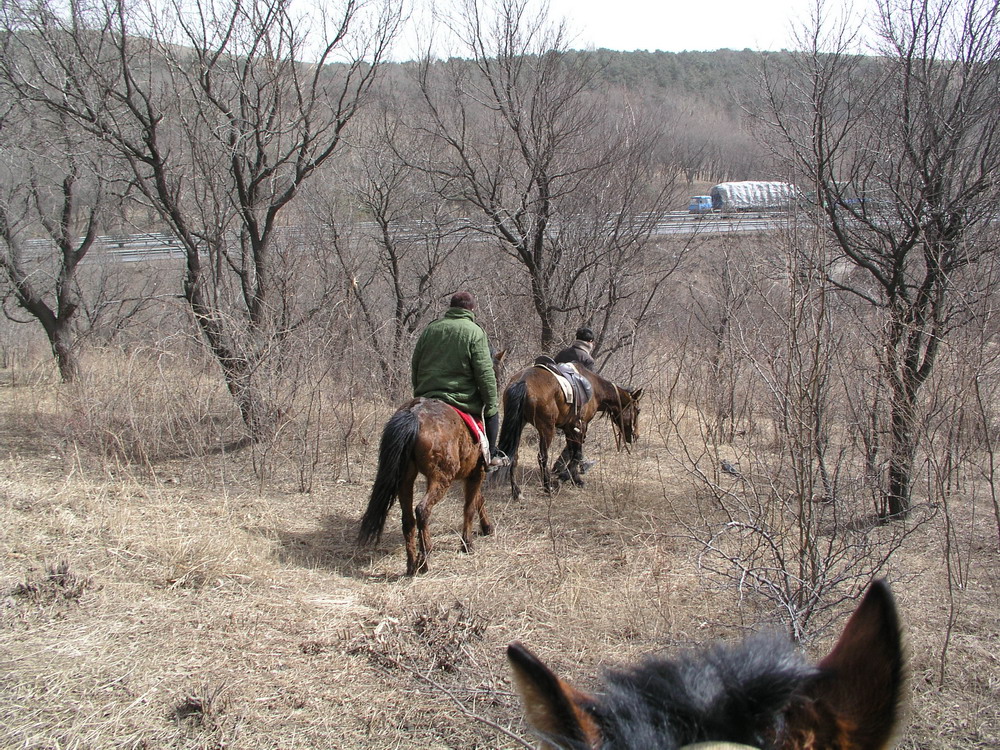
top-left (688, 181), bottom-right (801, 213)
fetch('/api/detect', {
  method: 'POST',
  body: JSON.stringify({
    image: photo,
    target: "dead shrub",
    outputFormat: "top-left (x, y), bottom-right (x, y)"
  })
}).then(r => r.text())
top-left (63, 347), bottom-right (239, 467)
top-left (10, 559), bottom-right (92, 603)
top-left (347, 601), bottom-right (488, 675)
top-left (173, 682), bottom-right (230, 735)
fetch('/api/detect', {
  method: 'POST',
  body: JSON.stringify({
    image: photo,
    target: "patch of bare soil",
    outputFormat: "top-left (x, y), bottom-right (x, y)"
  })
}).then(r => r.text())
top-left (1, 384), bottom-right (998, 749)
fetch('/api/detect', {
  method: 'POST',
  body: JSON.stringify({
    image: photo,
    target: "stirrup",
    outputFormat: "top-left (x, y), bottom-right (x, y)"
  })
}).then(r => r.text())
top-left (487, 451), bottom-right (511, 472)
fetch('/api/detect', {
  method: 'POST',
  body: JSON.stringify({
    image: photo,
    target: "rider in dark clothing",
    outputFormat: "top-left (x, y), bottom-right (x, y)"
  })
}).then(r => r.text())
top-left (552, 327), bottom-right (597, 478)
top-left (554, 327), bottom-right (596, 370)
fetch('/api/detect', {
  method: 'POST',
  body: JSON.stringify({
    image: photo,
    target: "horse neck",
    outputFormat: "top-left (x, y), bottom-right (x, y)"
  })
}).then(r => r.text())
top-left (588, 373), bottom-right (622, 412)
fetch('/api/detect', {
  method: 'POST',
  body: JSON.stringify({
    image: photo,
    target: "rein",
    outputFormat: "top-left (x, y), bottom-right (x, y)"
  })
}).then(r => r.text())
top-left (608, 383), bottom-right (629, 453)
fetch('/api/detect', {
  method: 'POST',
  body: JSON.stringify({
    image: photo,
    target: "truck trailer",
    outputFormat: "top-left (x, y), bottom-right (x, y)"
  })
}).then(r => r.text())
top-left (708, 181), bottom-right (800, 212)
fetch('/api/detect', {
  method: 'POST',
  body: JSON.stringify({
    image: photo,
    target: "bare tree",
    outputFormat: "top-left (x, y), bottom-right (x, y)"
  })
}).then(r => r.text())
top-left (667, 230), bottom-right (916, 639)
top-left (328, 104), bottom-right (468, 396)
top-left (754, 0), bottom-right (1000, 517)
top-left (409, 0), bottom-right (679, 352)
top-left (0, 99), bottom-right (128, 382)
top-left (0, 0), bottom-right (400, 439)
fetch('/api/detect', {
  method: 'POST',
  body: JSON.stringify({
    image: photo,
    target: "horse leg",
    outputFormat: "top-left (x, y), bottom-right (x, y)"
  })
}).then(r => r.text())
top-left (537, 425), bottom-right (556, 494)
top-left (475, 467), bottom-right (494, 536)
top-left (460, 470), bottom-right (492, 553)
top-left (566, 438), bottom-right (585, 487)
top-left (400, 474), bottom-right (420, 576)
top-left (509, 452), bottom-right (523, 503)
top-left (478, 495), bottom-right (494, 536)
top-left (413, 480), bottom-right (449, 574)
top-left (554, 417), bottom-right (587, 485)
top-left (553, 441), bottom-right (574, 482)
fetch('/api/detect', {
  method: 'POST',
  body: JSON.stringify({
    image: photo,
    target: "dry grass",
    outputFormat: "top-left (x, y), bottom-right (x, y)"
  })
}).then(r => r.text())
top-left (1, 362), bottom-right (999, 749)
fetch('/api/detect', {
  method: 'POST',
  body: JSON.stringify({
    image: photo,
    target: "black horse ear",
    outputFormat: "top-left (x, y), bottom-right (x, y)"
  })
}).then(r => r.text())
top-left (630, 387), bottom-right (643, 402)
top-left (507, 643), bottom-right (601, 749)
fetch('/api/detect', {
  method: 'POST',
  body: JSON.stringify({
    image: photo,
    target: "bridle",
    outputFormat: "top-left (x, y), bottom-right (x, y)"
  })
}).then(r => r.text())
top-left (608, 384), bottom-right (634, 452)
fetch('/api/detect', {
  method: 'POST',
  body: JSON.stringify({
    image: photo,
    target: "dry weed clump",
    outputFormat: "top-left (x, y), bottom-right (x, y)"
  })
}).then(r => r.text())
top-left (173, 682), bottom-right (237, 740)
top-left (10, 559), bottom-right (93, 603)
top-left (347, 601), bottom-right (488, 675)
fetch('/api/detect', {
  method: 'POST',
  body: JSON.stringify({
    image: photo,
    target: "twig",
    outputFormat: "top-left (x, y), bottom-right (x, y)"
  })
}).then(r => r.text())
top-left (376, 653), bottom-right (535, 749)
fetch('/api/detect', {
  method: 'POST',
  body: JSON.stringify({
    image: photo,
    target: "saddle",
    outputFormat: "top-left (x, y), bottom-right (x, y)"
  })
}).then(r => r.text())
top-left (533, 356), bottom-right (593, 426)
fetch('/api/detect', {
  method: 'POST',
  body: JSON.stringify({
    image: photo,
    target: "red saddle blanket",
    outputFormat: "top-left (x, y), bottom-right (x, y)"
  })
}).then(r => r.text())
top-left (447, 405), bottom-right (490, 462)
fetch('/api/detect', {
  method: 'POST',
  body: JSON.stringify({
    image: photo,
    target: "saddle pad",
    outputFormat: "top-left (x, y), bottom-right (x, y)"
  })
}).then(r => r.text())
top-left (534, 363), bottom-right (575, 403)
top-left (448, 405), bottom-right (490, 464)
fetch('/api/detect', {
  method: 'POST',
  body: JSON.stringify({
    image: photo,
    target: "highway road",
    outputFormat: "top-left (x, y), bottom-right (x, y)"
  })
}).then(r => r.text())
top-left (23, 211), bottom-right (792, 263)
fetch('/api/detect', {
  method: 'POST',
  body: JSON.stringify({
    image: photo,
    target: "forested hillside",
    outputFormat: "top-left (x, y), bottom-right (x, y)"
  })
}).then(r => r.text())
top-left (582, 47), bottom-right (785, 184)
top-left (588, 47), bottom-right (781, 96)
top-left (387, 47), bottom-right (785, 185)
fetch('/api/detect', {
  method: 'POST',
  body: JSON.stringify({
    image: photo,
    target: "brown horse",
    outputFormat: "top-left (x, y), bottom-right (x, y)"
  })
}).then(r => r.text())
top-left (358, 351), bottom-right (505, 576)
top-left (496, 364), bottom-right (642, 498)
top-left (509, 580), bottom-right (905, 750)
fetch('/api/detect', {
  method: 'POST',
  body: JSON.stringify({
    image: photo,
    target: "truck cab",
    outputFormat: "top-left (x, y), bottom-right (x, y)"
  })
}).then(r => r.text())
top-left (688, 195), bottom-right (713, 214)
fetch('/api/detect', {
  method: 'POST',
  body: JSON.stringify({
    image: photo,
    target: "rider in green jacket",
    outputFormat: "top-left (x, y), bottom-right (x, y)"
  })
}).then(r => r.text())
top-left (411, 292), bottom-right (508, 469)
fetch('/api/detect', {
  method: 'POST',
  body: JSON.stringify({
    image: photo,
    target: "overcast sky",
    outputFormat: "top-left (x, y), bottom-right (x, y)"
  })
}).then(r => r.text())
top-left (545, 0), bottom-right (819, 53)
top-left (391, 0), bottom-right (842, 61)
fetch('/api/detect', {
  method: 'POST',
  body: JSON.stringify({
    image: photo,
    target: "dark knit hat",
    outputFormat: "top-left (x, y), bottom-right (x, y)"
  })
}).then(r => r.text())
top-left (576, 327), bottom-right (595, 342)
top-left (450, 291), bottom-right (476, 310)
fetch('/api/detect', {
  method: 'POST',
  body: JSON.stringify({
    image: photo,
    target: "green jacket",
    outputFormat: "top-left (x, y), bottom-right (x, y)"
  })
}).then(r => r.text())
top-left (411, 307), bottom-right (499, 418)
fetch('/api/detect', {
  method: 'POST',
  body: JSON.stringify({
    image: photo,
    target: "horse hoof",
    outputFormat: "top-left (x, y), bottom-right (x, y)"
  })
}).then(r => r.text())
top-left (557, 470), bottom-right (572, 482)
top-left (481, 522), bottom-right (495, 536)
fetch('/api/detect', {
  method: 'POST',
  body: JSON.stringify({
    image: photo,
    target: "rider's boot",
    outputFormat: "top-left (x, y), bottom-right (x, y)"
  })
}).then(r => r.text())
top-left (485, 411), bottom-right (510, 471)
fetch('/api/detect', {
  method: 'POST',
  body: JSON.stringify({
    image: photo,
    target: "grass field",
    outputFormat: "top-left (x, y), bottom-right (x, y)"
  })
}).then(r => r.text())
top-left (1, 354), bottom-right (998, 749)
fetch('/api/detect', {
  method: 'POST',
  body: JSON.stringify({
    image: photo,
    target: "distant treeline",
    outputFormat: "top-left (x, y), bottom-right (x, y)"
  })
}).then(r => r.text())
top-left (584, 48), bottom-right (787, 95)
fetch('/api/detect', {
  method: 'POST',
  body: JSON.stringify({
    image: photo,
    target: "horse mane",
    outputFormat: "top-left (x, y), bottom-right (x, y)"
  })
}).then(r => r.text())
top-left (510, 636), bottom-right (814, 750)
top-left (594, 636), bottom-right (815, 748)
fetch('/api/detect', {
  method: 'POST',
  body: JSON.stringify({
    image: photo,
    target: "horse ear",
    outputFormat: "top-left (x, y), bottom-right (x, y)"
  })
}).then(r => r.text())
top-left (495, 348), bottom-right (507, 364)
top-left (630, 387), bottom-right (643, 402)
top-left (507, 642), bottom-right (602, 749)
top-left (790, 580), bottom-right (905, 750)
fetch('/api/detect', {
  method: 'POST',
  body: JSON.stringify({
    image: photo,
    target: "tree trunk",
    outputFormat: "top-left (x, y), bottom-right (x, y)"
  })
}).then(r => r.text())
top-left (529, 274), bottom-right (554, 351)
top-left (884, 385), bottom-right (918, 519)
top-left (50, 324), bottom-right (80, 383)
top-left (18, 286), bottom-right (80, 384)
top-left (185, 264), bottom-right (279, 443)
top-left (223, 362), bottom-right (281, 443)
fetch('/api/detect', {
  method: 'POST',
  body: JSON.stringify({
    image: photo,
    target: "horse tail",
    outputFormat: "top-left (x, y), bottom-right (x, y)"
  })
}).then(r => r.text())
top-left (498, 379), bottom-right (527, 462)
top-left (358, 408), bottom-right (419, 545)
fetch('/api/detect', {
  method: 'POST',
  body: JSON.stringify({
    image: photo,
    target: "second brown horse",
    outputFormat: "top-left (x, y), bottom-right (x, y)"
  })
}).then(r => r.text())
top-left (496, 364), bottom-right (642, 499)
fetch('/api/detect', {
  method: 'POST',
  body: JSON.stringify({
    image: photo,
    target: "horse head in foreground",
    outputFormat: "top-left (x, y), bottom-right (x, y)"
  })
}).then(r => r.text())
top-left (509, 580), bottom-right (904, 750)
